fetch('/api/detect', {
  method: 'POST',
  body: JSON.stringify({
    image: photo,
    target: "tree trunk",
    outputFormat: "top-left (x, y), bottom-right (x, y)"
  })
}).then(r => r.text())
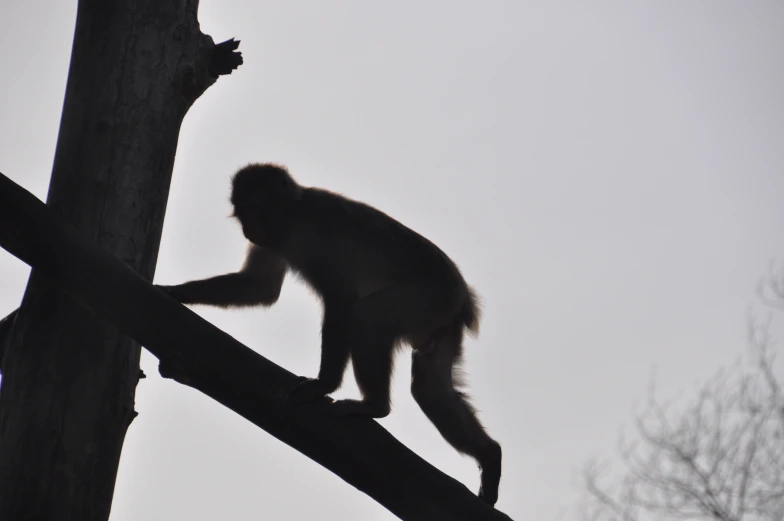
top-left (0, 1), bottom-right (239, 519)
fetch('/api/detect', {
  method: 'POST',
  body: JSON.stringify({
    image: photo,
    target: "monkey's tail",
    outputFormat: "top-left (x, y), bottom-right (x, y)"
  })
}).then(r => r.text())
top-left (461, 285), bottom-right (482, 337)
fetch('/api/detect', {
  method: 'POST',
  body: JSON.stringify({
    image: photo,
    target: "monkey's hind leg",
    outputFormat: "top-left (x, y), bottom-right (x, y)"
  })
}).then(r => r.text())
top-left (329, 280), bottom-right (443, 419)
top-left (330, 333), bottom-right (396, 419)
top-left (411, 327), bottom-right (502, 506)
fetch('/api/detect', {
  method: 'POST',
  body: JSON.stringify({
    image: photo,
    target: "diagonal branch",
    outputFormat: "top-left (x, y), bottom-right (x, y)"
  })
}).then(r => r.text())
top-left (0, 171), bottom-right (513, 521)
top-left (0, 308), bottom-right (17, 372)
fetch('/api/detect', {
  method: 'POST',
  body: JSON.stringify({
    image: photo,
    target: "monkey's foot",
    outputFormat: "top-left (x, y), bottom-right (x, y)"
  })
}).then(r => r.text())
top-left (287, 377), bottom-right (333, 403)
top-left (477, 441), bottom-right (503, 506)
top-left (329, 399), bottom-right (390, 419)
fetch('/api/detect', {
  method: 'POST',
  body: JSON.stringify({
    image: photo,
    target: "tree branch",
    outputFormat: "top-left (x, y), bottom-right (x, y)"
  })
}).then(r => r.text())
top-left (179, 36), bottom-right (243, 104)
top-left (0, 171), bottom-right (512, 521)
top-left (0, 308), bottom-right (18, 372)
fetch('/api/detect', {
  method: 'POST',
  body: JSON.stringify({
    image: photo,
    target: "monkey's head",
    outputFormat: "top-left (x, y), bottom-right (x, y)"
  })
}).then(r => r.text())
top-left (230, 163), bottom-right (303, 245)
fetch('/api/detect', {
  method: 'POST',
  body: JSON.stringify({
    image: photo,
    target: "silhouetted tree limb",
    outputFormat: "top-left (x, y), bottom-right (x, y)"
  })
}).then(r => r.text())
top-left (0, 309), bottom-right (17, 371)
top-left (0, 171), bottom-right (513, 521)
top-left (757, 262), bottom-right (784, 312)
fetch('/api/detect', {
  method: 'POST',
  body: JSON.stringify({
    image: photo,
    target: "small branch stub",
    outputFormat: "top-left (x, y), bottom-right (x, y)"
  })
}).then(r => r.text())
top-left (158, 357), bottom-right (195, 386)
top-left (209, 38), bottom-right (244, 77)
top-left (180, 37), bottom-right (243, 105)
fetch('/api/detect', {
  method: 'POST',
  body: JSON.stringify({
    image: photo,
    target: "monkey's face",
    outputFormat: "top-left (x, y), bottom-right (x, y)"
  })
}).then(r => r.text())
top-left (233, 203), bottom-right (268, 245)
top-left (230, 163), bottom-right (302, 246)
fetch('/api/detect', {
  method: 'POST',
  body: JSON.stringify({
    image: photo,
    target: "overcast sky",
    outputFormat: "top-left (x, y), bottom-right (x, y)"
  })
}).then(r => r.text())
top-left (1, 2), bottom-right (783, 520)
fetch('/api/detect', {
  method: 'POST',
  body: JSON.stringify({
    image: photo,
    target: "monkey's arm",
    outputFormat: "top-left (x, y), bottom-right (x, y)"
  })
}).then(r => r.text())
top-left (289, 298), bottom-right (352, 401)
top-left (158, 245), bottom-right (286, 308)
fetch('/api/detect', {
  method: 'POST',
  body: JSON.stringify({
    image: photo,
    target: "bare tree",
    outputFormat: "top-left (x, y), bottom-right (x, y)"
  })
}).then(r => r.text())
top-left (582, 265), bottom-right (784, 521)
top-left (0, 1), bottom-right (241, 519)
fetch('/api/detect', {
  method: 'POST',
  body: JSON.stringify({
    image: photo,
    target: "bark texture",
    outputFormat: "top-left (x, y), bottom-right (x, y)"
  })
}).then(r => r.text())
top-left (0, 1), bottom-right (239, 519)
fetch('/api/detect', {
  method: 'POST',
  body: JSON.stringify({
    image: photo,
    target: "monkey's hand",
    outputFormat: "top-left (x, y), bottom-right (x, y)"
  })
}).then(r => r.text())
top-left (155, 284), bottom-right (189, 303)
top-left (287, 377), bottom-right (334, 403)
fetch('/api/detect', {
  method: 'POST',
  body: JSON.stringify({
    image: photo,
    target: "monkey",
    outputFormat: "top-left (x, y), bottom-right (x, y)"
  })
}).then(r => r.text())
top-left (157, 163), bottom-right (502, 505)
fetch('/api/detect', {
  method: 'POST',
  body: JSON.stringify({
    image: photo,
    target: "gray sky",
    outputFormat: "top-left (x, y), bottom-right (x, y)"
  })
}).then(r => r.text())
top-left (1, 2), bottom-right (783, 520)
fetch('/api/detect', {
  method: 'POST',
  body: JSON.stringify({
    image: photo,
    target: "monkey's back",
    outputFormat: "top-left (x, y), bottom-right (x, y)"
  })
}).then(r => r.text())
top-left (282, 188), bottom-right (468, 299)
